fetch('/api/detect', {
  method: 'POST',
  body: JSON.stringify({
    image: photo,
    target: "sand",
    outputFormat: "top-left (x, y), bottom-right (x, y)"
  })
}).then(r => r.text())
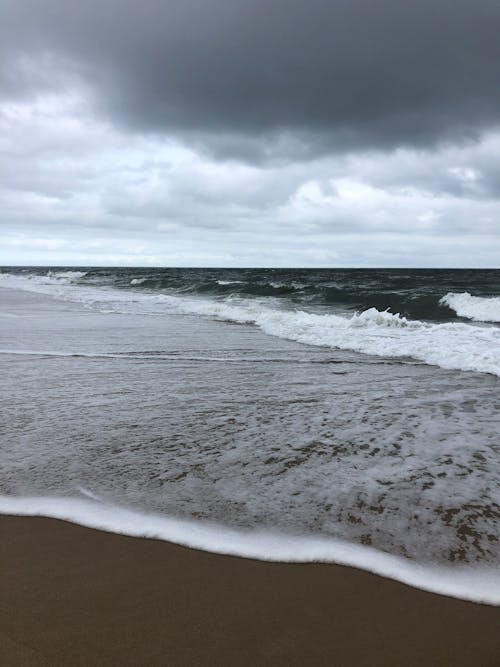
top-left (1, 515), bottom-right (499, 666)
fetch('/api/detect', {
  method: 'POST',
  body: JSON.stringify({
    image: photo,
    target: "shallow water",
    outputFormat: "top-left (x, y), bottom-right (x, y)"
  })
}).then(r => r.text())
top-left (0, 270), bottom-right (499, 603)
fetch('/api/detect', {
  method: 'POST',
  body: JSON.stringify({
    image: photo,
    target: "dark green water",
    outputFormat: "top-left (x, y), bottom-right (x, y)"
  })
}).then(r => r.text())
top-left (2, 266), bottom-right (499, 322)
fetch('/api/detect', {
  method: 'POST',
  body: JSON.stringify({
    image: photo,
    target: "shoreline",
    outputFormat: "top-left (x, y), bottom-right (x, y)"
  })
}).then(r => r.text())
top-left (2, 495), bottom-right (499, 606)
top-left (2, 515), bottom-right (500, 666)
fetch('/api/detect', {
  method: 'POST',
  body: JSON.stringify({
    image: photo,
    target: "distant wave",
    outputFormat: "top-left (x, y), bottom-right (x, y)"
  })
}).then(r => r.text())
top-left (1, 495), bottom-right (499, 605)
top-left (441, 292), bottom-right (500, 323)
top-left (216, 279), bottom-right (245, 285)
top-left (0, 270), bottom-right (87, 288)
top-left (48, 270), bottom-right (87, 282)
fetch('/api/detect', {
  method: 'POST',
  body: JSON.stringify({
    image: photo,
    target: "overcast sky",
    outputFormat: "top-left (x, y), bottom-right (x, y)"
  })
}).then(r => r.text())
top-left (1, 0), bottom-right (499, 267)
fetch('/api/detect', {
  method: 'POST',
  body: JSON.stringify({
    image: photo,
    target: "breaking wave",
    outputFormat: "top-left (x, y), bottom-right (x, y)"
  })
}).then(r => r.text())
top-left (441, 292), bottom-right (500, 323)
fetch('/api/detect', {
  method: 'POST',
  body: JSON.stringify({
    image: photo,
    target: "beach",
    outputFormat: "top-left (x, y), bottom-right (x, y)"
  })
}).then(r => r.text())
top-left (2, 514), bottom-right (500, 666)
top-left (0, 271), bottom-right (499, 665)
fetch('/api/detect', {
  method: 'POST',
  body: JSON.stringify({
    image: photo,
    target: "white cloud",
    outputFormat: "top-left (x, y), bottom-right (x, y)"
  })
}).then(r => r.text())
top-left (0, 87), bottom-right (499, 267)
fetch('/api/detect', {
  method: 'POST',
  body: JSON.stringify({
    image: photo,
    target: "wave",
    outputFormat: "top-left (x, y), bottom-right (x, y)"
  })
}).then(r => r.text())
top-left (0, 270), bottom-right (87, 289)
top-left (441, 292), bottom-right (500, 323)
top-left (1, 495), bottom-right (498, 605)
top-left (47, 270), bottom-right (88, 282)
top-left (216, 279), bottom-right (245, 285)
top-left (159, 298), bottom-right (499, 376)
top-left (1, 271), bottom-right (498, 376)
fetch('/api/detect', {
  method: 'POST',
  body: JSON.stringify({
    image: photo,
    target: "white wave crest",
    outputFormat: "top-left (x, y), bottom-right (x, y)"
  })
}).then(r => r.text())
top-left (441, 292), bottom-right (500, 323)
top-left (1, 495), bottom-right (498, 605)
top-left (130, 278), bottom-right (147, 285)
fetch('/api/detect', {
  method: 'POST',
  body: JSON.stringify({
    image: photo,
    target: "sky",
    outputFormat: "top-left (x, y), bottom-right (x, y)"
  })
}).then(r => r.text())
top-left (0, 0), bottom-right (499, 267)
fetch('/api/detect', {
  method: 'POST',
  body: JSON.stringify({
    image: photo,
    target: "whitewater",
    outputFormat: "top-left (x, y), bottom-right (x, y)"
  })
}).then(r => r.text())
top-left (441, 292), bottom-right (500, 323)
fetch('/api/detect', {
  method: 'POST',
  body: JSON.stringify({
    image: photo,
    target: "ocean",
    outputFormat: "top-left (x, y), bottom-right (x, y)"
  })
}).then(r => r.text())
top-left (0, 267), bottom-right (499, 603)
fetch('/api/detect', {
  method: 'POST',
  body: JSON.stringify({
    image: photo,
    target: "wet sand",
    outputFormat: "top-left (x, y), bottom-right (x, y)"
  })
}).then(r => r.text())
top-left (1, 515), bottom-right (499, 666)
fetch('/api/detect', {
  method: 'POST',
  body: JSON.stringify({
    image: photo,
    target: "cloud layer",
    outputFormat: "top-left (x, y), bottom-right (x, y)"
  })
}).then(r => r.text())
top-left (0, 0), bottom-right (499, 266)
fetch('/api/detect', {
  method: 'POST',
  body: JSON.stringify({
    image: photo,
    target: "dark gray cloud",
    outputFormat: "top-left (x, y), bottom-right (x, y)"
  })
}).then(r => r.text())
top-left (2, 0), bottom-right (500, 159)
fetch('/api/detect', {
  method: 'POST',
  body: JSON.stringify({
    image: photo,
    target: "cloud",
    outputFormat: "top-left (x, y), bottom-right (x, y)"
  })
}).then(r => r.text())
top-left (0, 1), bottom-right (499, 267)
top-left (1, 0), bottom-right (500, 159)
top-left (0, 87), bottom-right (499, 267)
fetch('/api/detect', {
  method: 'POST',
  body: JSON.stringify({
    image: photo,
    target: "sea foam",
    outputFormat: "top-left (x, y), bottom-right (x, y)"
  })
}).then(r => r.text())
top-left (0, 494), bottom-right (499, 606)
top-left (441, 292), bottom-right (500, 323)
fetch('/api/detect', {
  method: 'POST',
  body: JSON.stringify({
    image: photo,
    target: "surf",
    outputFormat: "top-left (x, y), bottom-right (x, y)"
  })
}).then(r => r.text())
top-left (0, 269), bottom-right (499, 376)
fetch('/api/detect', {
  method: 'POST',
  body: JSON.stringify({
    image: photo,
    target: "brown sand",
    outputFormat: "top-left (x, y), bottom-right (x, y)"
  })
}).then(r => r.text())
top-left (1, 515), bottom-right (499, 666)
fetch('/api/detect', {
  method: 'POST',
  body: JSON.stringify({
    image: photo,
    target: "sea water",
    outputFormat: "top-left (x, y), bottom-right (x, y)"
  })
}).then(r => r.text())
top-left (0, 267), bottom-right (498, 603)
